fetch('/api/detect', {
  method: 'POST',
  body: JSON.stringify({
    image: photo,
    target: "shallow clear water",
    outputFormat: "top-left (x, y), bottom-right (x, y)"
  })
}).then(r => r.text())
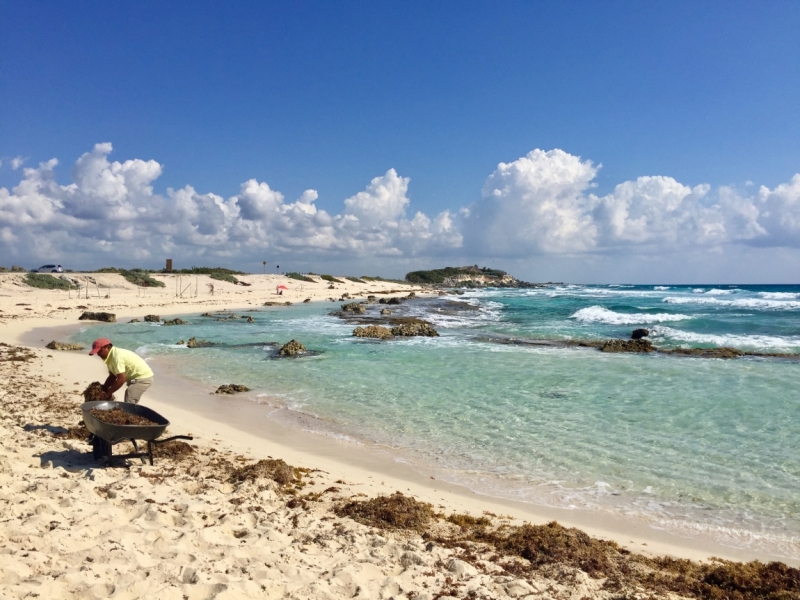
top-left (74, 284), bottom-right (800, 558)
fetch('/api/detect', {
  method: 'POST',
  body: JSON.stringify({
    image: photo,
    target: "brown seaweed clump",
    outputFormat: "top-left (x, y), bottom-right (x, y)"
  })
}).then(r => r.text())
top-left (335, 492), bottom-right (434, 532)
top-left (214, 384), bottom-right (251, 394)
top-left (53, 423), bottom-right (91, 441)
top-left (83, 381), bottom-right (115, 402)
top-left (228, 458), bottom-right (298, 486)
top-left (88, 408), bottom-right (157, 427)
top-left (45, 341), bottom-right (85, 351)
top-left (152, 440), bottom-right (195, 461)
top-left (427, 519), bottom-right (800, 600)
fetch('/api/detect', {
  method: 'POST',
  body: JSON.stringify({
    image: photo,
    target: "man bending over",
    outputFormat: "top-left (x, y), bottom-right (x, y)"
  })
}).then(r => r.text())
top-left (89, 337), bottom-right (154, 404)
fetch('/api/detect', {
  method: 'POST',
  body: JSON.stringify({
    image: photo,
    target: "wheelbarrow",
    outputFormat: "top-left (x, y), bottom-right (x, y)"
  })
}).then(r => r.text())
top-left (81, 401), bottom-right (193, 466)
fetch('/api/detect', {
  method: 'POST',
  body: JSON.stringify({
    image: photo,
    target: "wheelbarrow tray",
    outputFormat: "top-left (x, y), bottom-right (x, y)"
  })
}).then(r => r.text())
top-left (81, 400), bottom-right (169, 444)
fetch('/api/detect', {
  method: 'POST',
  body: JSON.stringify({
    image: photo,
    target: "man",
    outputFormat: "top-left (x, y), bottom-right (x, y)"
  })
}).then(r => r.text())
top-left (89, 338), bottom-right (154, 404)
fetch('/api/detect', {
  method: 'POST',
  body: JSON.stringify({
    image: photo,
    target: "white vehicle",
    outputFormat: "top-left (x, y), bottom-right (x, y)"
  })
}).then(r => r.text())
top-left (31, 264), bottom-right (63, 273)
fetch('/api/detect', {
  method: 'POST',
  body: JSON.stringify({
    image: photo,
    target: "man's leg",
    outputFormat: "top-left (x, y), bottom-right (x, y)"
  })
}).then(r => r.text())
top-left (124, 377), bottom-right (153, 404)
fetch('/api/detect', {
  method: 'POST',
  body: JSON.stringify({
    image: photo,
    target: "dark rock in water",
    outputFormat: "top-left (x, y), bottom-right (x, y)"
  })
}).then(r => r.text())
top-left (353, 325), bottom-right (393, 339)
top-left (391, 320), bottom-right (439, 337)
top-left (380, 308), bottom-right (391, 315)
top-left (599, 339), bottom-right (654, 353)
top-left (438, 291), bottom-right (447, 295)
top-left (341, 302), bottom-right (366, 314)
top-left (163, 318), bottom-right (188, 326)
top-left (177, 340), bottom-right (185, 345)
top-left (631, 328), bottom-right (649, 340)
top-left (284, 301), bottom-right (292, 306)
top-left (387, 297), bottom-right (403, 305)
top-left (406, 292), bottom-right (416, 298)
top-left (367, 295), bottom-right (377, 302)
top-left (78, 311), bottom-right (116, 322)
top-left (128, 318), bottom-right (141, 323)
top-left (144, 314), bottom-right (160, 322)
top-left (245, 316), bottom-right (255, 323)
top-left (667, 347), bottom-right (744, 359)
top-left (46, 341), bottom-right (84, 351)
top-left (279, 339), bottom-right (307, 356)
top-left (303, 298), bottom-right (311, 303)
top-left (187, 337), bottom-right (215, 348)
top-left (214, 384), bottom-right (251, 394)
top-left (83, 381), bottom-right (114, 402)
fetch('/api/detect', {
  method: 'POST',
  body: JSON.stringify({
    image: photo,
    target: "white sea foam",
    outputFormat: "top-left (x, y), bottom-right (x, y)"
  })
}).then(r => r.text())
top-left (759, 292), bottom-right (800, 300)
top-left (650, 326), bottom-right (800, 350)
top-left (704, 288), bottom-right (734, 295)
top-left (654, 286), bottom-right (670, 291)
top-left (571, 306), bottom-right (692, 325)
top-left (692, 288), bottom-right (705, 293)
top-left (663, 297), bottom-right (800, 310)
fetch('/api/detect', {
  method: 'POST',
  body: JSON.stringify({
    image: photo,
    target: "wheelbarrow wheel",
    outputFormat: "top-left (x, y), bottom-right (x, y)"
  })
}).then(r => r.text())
top-left (92, 437), bottom-right (110, 461)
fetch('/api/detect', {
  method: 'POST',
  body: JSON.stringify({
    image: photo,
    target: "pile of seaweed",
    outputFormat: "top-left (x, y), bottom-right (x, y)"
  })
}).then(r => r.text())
top-left (88, 408), bottom-right (158, 427)
top-left (336, 493), bottom-right (800, 600)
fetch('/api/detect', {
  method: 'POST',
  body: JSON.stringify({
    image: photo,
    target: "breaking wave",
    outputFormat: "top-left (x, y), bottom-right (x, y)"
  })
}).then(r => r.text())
top-left (571, 306), bottom-right (692, 325)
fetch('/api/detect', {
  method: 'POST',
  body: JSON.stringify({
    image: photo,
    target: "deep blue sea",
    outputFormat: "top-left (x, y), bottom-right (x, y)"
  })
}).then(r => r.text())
top-left (73, 284), bottom-right (800, 559)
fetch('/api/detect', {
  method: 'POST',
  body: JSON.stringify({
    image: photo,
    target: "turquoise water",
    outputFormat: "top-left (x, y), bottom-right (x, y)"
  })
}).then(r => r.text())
top-left (73, 285), bottom-right (800, 558)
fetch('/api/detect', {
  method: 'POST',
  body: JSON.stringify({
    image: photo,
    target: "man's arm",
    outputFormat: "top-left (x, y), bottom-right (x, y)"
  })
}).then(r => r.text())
top-left (103, 373), bottom-right (127, 400)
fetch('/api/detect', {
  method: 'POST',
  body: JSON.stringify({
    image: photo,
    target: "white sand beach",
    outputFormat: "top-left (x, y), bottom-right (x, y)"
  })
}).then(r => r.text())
top-left (1, 272), bottom-right (797, 599)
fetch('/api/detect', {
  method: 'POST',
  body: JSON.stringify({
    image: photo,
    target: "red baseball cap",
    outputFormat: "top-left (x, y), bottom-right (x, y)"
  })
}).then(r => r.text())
top-left (89, 338), bottom-right (112, 355)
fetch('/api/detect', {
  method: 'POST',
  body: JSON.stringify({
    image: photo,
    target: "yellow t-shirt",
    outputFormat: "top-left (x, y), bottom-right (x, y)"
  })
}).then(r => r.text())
top-left (104, 347), bottom-right (154, 382)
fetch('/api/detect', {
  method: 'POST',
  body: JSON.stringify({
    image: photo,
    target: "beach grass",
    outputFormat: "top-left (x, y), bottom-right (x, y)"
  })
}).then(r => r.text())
top-left (23, 273), bottom-right (78, 290)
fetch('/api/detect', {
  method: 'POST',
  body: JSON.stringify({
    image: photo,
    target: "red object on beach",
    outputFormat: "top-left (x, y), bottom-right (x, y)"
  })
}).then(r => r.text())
top-left (277, 285), bottom-right (288, 290)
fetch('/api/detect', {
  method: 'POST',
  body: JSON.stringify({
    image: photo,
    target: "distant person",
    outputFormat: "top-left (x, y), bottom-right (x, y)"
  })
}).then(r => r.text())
top-left (89, 338), bottom-right (154, 404)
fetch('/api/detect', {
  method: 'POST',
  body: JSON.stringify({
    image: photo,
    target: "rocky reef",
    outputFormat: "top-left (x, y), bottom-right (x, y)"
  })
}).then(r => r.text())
top-left (78, 311), bottom-right (116, 322)
top-left (279, 340), bottom-right (307, 356)
top-left (353, 325), bottom-right (394, 339)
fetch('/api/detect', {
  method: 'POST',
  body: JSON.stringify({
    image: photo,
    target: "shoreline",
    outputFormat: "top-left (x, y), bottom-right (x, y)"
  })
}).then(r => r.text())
top-left (11, 310), bottom-right (799, 566)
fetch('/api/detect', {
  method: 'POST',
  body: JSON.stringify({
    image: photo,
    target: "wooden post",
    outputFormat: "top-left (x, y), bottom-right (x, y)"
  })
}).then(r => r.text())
top-left (166, 259), bottom-right (173, 273)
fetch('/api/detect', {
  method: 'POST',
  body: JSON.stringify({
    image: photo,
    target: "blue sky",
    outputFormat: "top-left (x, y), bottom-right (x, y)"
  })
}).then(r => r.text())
top-left (1, 1), bottom-right (799, 282)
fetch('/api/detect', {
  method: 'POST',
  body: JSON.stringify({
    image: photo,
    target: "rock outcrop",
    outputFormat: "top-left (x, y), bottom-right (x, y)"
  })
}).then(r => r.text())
top-left (78, 311), bottom-right (116, 323)
top-left (46, 341), bottom-right (85, 351)
top-left (341, 302), bottom-right (366, 314)
top-left (353, 325), bottom-right (394, 339)
top-left (144, 314), bottom-right (160, 322)
top-left (667, 347), bottom-right (744, 359)
top-left (380, 308), bottom-right (391, 315)
top-left (390, 320), bottom-right (439, 337)
top-left (279, 340), bottom-right (307, 356)
top-left (379, 297), bottom-right (403, 305)
top-left (599, 339), bottom-right (654, 353)
top-left (631, 328), bottom-right (649, 340)
top-left (187, 337), bottom-right (215, 348)
top-left (214, 384), bottom-right (251, 394)
top-left (163, 318), bottom-right (188, 326)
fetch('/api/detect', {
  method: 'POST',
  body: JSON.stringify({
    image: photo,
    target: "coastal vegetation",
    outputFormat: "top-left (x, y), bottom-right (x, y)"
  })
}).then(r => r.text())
top-left (23, 273), bottom-right (78, 290)
top-left (120, 269), bottom-right (166, 287)
top-left (405, 265), bottom-right (508, 285)
top-left (286, 272), bottom-right (315, 282)
top-left (319, 274), bottom-right (345, 284)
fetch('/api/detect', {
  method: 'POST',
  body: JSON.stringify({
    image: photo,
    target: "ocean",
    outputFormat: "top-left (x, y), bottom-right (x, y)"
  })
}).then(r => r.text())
top-left (73, 284), bottom-right (800, 559)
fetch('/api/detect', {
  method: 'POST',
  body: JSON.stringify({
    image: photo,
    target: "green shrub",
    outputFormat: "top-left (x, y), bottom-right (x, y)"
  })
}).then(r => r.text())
top-left (24, 273), bottom-right (78, 290)
top-left (121, 270), bottom-right (165, 287)
top-left (286, 272), bottom-right (315, 282)
top-left (320, 274), bottom-right (344, 284)
top-left (93, 267), bottom-right (121, 273)
top-left (346, 277), bottom-right (366, 284)
top-left (209, 271), bottom-right (239, 284)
